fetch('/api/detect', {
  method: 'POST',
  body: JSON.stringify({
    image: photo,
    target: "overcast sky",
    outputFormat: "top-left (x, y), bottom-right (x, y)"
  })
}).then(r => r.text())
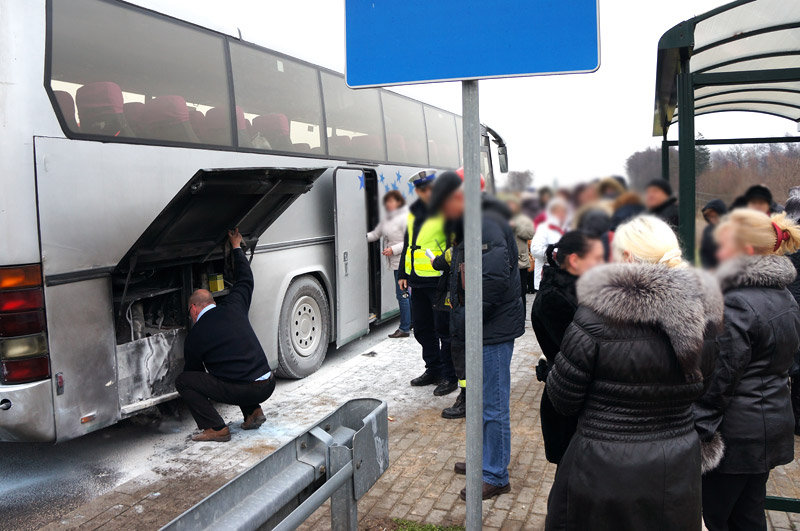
top-left (142, 0), bottom-right (796, 187)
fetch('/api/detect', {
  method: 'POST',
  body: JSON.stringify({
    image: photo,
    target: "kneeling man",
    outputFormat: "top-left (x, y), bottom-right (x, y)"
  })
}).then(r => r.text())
top-left (176, 229), bottom-right (275, 442)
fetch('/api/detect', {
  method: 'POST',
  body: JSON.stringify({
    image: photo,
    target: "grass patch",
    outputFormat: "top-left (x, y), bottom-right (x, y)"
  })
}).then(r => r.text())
top-left (392, 519), bottom-right (465, 531)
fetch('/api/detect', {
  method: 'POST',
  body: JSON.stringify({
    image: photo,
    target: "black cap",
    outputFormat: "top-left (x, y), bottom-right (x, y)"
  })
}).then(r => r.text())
top-left (429, 171), bottom-right (463, 213)
top-left (646, 179), bottom-right (673, 197)
top-left (744, 184), bottom-right (773, 205)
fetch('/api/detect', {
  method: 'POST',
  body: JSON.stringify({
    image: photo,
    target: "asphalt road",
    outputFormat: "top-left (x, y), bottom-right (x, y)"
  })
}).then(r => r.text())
top-left (0, 320), bottom-right (396, 531)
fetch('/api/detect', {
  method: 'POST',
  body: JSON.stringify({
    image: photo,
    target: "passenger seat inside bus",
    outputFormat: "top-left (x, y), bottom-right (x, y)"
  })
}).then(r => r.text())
top-left (143, 95), bottom-right (200, 144)
top-left (351, 135), bottom-right (381, 160)
top-left (328, 134), bottom-right (351, 156)
top-left (76, 82), bottom-right (134, 137)
top-left (204, 106), bottom-right (249, 147)
top-left (253, 114), bottom-right (292, 151)
top-left (53, 90), bottom-right (78, 131)
top-left (124, 102), bottom-right (146, 136)
top-left (188, 108), bottom-right (205, 141)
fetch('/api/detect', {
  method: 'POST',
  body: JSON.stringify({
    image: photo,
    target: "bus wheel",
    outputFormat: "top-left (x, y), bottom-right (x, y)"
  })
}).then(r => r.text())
top-left (275, 275), bottom-right (330, 379)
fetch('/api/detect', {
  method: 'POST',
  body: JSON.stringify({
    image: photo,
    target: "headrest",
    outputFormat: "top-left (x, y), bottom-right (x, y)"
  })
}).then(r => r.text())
top-left (123, 102), bottom-right (145, 120)
top-left (53, 90), bottom-right (75, 115)
top-left (254, 113), bottom-right (290, 137)
top-left (143, 96), bottom-right (189, 126)
top-left (76, 82), bottom-right (124, 124)
top-left (206, 106), bottom-right (247, 131)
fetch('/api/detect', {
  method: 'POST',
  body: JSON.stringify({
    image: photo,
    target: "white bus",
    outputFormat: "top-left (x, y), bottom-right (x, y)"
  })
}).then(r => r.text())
top-left (0, 0), bottom-right (507, 442)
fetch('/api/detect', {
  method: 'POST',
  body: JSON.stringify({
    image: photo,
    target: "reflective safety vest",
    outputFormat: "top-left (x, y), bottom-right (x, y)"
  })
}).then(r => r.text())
top-left (404, 212), bottom-right (446, 278)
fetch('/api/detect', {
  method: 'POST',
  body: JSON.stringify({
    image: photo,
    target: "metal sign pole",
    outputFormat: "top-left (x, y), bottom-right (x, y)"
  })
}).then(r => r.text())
top-left (462, 79), bottom-right (483, 530)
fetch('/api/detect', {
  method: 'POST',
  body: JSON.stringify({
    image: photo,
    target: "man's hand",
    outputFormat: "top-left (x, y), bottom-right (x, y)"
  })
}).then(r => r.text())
top-left (382, 247), bottom-right (394, 256)
top-left (228, 228), bottom-right (243, 249)
top-left (398, 279), bottom-right (407, 290)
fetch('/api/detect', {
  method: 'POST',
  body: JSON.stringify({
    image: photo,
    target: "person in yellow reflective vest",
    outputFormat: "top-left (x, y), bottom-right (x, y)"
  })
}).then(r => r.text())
top-left (398, 170), bottom-right (457, 396)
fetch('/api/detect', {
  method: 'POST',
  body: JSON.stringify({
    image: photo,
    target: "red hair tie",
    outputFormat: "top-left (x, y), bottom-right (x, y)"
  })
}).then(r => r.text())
top-left (773, 222), bottom-right (790, 252)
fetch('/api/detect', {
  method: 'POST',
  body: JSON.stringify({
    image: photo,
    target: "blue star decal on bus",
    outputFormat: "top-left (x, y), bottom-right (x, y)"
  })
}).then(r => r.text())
top-left (379, 173), bottom-right (385, 183)
top-left (358, 173), bottom-right (365, 190)
top-left (384, 184), bottom-right (390, 193)
top-left (391, 182), bottom-right (398, 191)
top-left (408, 182), bottom-right (415, 196)
top-left (395, 171), bottom-right (402, 182)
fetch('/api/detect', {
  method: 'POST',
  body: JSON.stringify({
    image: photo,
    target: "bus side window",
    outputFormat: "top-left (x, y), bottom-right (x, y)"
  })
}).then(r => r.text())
top-left (424, 106), bottom-right (459, 168)
top-left (382, 92), bottom-right (429, 167)
top-left (321, 72), bottom-right (386, 162)
top-left (49, 0), bottom-right (232, 147)
top-left (230, 43), bottom-right (324, 154)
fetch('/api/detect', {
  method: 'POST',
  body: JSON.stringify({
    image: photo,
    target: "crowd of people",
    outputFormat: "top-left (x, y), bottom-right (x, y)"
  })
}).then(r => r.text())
top-left (368, 168), bottom-right (800, 529)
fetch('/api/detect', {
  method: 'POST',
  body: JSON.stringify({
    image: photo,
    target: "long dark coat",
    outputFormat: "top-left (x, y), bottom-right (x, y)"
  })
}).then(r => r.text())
top-left (531, 266), bottom-right (579, 464)
top-left (545, 263), bottom-right (722, 531)
top-left (694, 254), bottom-right (800, 474)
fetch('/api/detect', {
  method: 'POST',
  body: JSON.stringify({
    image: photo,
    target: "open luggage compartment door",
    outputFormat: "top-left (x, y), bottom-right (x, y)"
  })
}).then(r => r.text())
top-left (333, 167), bottom-right (371, 347)
top-left (116, 167), bottom-right (327, 274)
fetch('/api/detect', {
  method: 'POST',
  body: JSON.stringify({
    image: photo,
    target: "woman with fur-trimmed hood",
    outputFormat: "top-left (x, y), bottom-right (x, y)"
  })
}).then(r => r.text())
top-left (695, 209), bottom-right (800, 531)
top-left (545, 216), bottom-right (723, 531)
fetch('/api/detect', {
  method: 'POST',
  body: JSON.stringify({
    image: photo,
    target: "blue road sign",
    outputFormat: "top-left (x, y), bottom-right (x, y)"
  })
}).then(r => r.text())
top-left (345, 0), bottom-right (600, 88)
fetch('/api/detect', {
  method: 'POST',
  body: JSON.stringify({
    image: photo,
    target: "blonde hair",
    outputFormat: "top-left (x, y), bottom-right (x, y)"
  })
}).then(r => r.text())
top-left (612, 215), bottom-right (685, 268)
top-left (716, 209), bottom-right (800, 255)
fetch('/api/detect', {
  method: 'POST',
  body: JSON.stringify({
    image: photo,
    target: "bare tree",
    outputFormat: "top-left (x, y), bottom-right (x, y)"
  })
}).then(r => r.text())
top-left (506, 170), bottom-right (534, 193)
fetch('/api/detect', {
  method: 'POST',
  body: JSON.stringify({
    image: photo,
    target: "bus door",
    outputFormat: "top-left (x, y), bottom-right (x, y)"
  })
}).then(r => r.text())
top-left (332, 167), bottom-right (376, 347)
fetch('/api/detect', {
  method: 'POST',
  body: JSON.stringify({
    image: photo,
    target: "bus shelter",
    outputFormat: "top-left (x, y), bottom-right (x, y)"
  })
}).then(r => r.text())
top-left (653, 0), bottom-right (800, 255)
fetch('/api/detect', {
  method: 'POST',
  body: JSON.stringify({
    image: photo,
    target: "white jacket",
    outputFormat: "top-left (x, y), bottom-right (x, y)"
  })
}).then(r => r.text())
top-left (367, 206), bottom-right (409, 271)
top-left (530, 214), bottom-right (566, 290)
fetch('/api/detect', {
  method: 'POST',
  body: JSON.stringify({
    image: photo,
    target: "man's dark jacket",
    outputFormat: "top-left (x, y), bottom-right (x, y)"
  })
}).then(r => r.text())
top-left (649, 196), bottom-right (680, 229)
top-left (398, 198), bottom-right (439, 289)
top-left (447, 195), bottom-right (525, 345)
top-left (183, 247), bottom-right (271, 382)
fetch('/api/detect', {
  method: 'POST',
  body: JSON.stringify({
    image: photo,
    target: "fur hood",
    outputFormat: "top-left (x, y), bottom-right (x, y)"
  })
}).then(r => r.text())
top-left (716, 254), bottom-right (797, 293)
top-left (577, 263), bottom-right (724, 382)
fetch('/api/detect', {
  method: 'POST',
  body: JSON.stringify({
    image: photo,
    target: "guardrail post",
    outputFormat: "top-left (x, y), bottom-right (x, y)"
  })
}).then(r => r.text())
top-left (330, 445), bottom-right (357, 531)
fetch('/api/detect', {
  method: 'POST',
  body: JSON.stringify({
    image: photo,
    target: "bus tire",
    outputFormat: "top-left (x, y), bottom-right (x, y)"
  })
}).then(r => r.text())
top-left (275, 275), bottom-right (330, 379)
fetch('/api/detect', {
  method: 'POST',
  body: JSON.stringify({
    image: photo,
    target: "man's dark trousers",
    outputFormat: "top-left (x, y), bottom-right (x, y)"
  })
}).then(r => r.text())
top-left (410, 286), bottom-right (455, 380)
top-left (176, 372), bottom-right (275, 430)
top-left (702, 471), bottom-right (769, 531)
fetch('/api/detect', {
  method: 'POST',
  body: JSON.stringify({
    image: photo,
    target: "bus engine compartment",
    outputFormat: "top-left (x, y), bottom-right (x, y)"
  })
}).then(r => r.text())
top-left (112, 257), bottom-right (232, 414)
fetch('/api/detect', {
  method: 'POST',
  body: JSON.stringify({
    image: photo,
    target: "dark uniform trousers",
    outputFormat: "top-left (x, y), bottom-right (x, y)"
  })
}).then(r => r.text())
top-left (175, 372), bottom-right (276, 430)
top-left (410, 286), bottom-right (456, 381)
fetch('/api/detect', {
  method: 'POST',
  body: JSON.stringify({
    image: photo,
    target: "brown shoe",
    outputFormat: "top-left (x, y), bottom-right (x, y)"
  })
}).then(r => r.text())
top-left (242, 408), bottom-right (266, 430)
top-left (454, 462), bottom-right (466, 475)
top-left (388, 329), bottom-right (410, 339)
top-left (191, 426), bottom-right (231, 442)
top-left (459, 481), bottom-right (511, 501)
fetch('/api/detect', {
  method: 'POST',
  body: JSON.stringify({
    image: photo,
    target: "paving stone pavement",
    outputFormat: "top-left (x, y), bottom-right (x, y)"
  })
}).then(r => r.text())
top-left (40, 316), bottom-right (800, 530)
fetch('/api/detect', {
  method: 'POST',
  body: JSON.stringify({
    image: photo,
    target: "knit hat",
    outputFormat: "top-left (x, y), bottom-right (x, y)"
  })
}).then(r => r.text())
top-left (743, 184), bottom-right (773, 205)
top-left (646, 179), bottom-right (673, 197)
top-left (429, 171), bottom-right (463, 212)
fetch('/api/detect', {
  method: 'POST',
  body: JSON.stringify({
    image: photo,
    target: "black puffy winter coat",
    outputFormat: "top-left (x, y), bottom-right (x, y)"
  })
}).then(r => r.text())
top-left (531, 266), bottom-right (580, 464)
top-left (545, 263), bottom-right (722, 531)
top-left (694, 254), bottom-right (800, 474)
top-left (448, 195), bottom-right (525, 345)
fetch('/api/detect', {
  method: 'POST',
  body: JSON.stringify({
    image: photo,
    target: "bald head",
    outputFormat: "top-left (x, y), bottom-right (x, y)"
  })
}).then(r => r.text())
top-left (189, 289), bottom-right (216, 324)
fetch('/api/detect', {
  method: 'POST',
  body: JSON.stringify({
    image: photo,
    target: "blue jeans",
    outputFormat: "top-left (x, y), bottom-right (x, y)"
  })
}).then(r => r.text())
top-left (483, 340), bottom-right (514, 487)
top-left (393, 269), bottom-right (412, 333)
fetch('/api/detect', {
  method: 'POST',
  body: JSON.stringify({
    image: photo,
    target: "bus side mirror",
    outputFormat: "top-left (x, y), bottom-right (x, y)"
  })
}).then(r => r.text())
top-left (498, 145), bottom-right (508, 174)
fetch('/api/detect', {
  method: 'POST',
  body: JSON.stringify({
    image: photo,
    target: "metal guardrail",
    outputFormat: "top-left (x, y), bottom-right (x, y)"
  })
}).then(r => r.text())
top-left (161, 398), bottom-right (389, 531)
